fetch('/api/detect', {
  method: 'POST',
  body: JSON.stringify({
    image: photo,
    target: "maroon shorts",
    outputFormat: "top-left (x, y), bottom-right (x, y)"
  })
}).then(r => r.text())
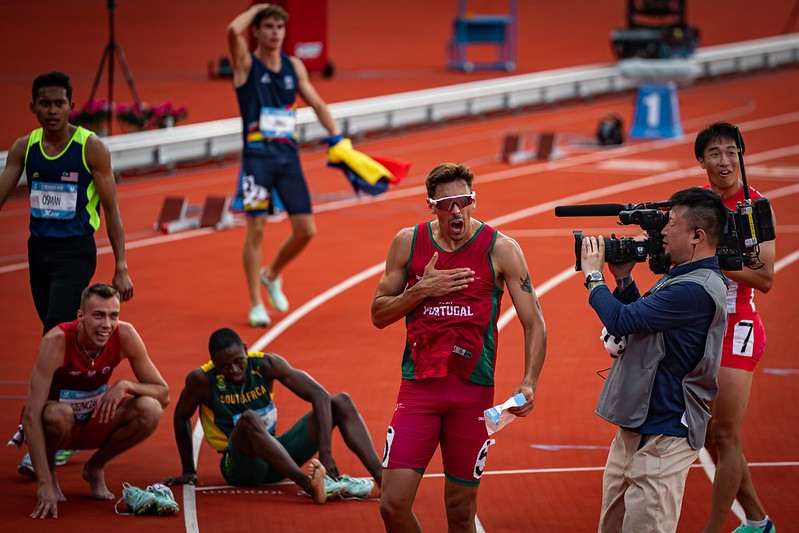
top-left (62, 414), bottom-right (116, 450)
top-left (720, 312), bottom-right (766, 372)
top-left (381, 373), bottom-right (494, 486)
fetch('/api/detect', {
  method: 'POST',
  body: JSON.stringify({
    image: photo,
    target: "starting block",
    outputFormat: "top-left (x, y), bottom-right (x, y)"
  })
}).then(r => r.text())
top-left (500, 132), bottom-right (561, 164)
top-left (155, 195), bottom-right (235, 234)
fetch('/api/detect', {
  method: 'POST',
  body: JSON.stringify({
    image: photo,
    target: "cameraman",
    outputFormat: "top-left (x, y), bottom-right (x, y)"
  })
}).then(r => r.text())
top-left (580, 187), bottom-right (728, 533)
top-left (696, 122), bottom-right (777, 533)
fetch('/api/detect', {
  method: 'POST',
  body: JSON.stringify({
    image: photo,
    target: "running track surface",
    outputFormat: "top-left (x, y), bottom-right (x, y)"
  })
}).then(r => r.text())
top-left (1, 2), bottom-right (798, 531)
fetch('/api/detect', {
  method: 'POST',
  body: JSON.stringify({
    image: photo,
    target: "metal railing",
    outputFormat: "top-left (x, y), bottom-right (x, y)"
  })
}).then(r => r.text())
top-left (3, 33), bottom-right (798, 177)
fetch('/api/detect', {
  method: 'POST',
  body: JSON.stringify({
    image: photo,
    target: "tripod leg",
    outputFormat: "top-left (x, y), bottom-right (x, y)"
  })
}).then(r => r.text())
top-left (113, 43), bottom-right (142, 105)
top-left (89, 45), bottom-right (113, 102)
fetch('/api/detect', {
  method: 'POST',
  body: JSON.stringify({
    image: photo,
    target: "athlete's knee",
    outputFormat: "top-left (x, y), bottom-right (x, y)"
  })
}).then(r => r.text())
top-left (445, 493), bottom-right (477, 531)
top-left (245, 231), bottom-right (265, 248)
top-left (42, 404), bottom-right (74, 439)
top-left (710, 419), bottom-right (742, 453)
top-left (245, 217), bottom-right (266, 245)
top-left (238, 410), bottom-right (265, 430)
top-left (380, 494), bottom-right (413, 528)
top-left (128, 396), bottom-right (164, 431)
top-left (331, 392), bottom-right (355, 412)
top-left (292, 225), bottom-right (315, 244)
top-left (240, 409), bottom-right (260, 421)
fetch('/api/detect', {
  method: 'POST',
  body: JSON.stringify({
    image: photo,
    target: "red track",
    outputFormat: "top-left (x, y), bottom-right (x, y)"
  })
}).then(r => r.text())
top-left (1, 1), bottom-right (798, 531)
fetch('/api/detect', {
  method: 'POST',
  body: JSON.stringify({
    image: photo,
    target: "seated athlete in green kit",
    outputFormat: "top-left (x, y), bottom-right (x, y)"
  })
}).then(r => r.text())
top-left (163, 328), bottom-right (382, 502)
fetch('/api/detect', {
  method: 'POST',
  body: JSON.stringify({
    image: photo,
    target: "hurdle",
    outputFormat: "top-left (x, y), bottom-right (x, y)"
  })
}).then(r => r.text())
top-left (155, 195), bottom-right (235, 234)
top-left (499, 132), bottom-right (561, 164)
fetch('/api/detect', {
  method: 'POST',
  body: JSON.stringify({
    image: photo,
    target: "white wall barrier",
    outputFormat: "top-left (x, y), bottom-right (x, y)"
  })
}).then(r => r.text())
top-left (2, 34), bottom-right (798, 177)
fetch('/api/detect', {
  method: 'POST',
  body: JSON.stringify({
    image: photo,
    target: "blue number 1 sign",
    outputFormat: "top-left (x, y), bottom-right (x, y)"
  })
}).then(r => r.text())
top-left (629, 82), bottom-right (683, 139)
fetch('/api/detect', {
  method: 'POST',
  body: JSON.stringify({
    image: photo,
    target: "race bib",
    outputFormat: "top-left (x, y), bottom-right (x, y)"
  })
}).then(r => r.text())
top-left (732, 320), bottom-right (755, 357)
top-left (30, 181), bottom-right (77, 219)
top-left (259, 107), bottom-right (296, 139)
top-left (232, 403), bottom-right (278, 435)
top-left (59, 384), bottom-right (108, 422)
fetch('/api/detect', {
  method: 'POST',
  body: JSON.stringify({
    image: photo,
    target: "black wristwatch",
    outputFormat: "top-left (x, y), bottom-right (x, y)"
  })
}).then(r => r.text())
top-left (584, 270), bottom-right (604, 288)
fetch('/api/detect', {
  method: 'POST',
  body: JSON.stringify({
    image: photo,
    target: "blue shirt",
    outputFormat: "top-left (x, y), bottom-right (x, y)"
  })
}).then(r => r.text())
top-left (588, 257), bottom-right (722, 437)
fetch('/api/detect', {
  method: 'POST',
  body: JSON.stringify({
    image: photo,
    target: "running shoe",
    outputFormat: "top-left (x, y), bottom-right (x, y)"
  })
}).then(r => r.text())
top-left (117, 483), bottom-right (158, 515)
top-left (732, 520), bottom-right (776, 533)
top-left (323, 475), bottom-right (345, 497)
top-left (323, 474), bottom-right (374, 499)
top-left (17, 453), bottom-right (34, 477)
top-left (260, 269), bottom-right (289, 312)
top-left (337, 474), bottom-right (374, 498)
top-left (248, 303), bottom-right (271, 328)
top-left (55, 449), bottom-right (79, 465)
top-left (18, 449), bottom-right (79, 476)
top-left (146, 482), bottom-right (180, 515)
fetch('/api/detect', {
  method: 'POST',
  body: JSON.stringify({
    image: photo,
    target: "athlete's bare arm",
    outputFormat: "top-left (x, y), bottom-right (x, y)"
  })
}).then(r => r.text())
top-left (492, 233), bottom-right (547, 417)
top-left (22, 329), bottom-right (67, 519)
top-left (292, 57), bottom-right (339, 136)
top-left (94, 322), bottom-right (169, 425)
top-left (85, 135), bottom-right (133, 301)
top-left (163, 369), bottom-right (210, 486)
top-left (0, 136), bottom-right (28, 208)
top-left (226, 4), bottom-right (269, 87)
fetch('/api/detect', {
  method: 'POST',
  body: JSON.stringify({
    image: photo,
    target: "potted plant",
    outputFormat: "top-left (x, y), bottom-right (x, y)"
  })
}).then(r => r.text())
top-left (116, 101), bottom-right (188, 131)
top-left (69, 100), bottom-right (113, 133)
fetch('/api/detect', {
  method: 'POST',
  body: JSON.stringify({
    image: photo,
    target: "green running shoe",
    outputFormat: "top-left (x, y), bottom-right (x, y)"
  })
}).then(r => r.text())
top-left (323, 474), bottom-right (345, 497)
top-left (323, 474), bottom-right (374, 499)
top-left (117, 483), bottom-right (158, 515)
top-left (732, 520), bottom-right (775, 533)
top-left (54, 449), bottom-right (79, 466)
top-left (336, 474), bottom-right (374, 498)
top-left (146, 482), bottom-right (180, 515)
top-left (17, 449), bottom-right (79, 477)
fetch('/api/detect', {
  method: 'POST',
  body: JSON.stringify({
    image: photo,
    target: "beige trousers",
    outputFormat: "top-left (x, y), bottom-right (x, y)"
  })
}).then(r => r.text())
top-left (598, 428), bottom-right (700, 533)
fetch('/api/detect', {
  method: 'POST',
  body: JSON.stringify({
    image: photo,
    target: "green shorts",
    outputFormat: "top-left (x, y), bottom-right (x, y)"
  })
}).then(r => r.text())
top-left (221, 412), bottom-right (317, 486)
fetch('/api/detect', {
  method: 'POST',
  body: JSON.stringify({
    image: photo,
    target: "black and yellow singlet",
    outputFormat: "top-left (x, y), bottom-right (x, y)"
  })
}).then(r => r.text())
top-left (24, 126), bottom-right (99, 238)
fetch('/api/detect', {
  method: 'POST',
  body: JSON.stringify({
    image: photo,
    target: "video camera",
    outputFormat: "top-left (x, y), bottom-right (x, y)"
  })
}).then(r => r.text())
top-left (555, 125), bottom-right (775, 275)
top-left (554, 199), bottom-right (774, 274)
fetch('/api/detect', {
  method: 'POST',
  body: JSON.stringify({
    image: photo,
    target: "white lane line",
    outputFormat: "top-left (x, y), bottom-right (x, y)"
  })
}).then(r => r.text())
top-left (698, 448), bottom-right (746, 521)
top-left (775, 249), bottom-right (799, 273)
top-left (181, 482), bottom-right (199, 533)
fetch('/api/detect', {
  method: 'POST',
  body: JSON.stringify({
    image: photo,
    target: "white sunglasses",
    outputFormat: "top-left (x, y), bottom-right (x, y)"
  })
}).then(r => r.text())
top-left (427, 192), bottom-right (476, 211)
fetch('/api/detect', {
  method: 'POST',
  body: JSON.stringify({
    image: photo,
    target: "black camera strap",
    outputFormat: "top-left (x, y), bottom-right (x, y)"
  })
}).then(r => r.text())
top-left (642, 273), bottom-right (670, 297)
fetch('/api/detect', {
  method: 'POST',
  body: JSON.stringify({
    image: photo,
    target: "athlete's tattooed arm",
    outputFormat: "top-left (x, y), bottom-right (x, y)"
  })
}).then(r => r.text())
top-left (520, 273), bottom-right (533, 294)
